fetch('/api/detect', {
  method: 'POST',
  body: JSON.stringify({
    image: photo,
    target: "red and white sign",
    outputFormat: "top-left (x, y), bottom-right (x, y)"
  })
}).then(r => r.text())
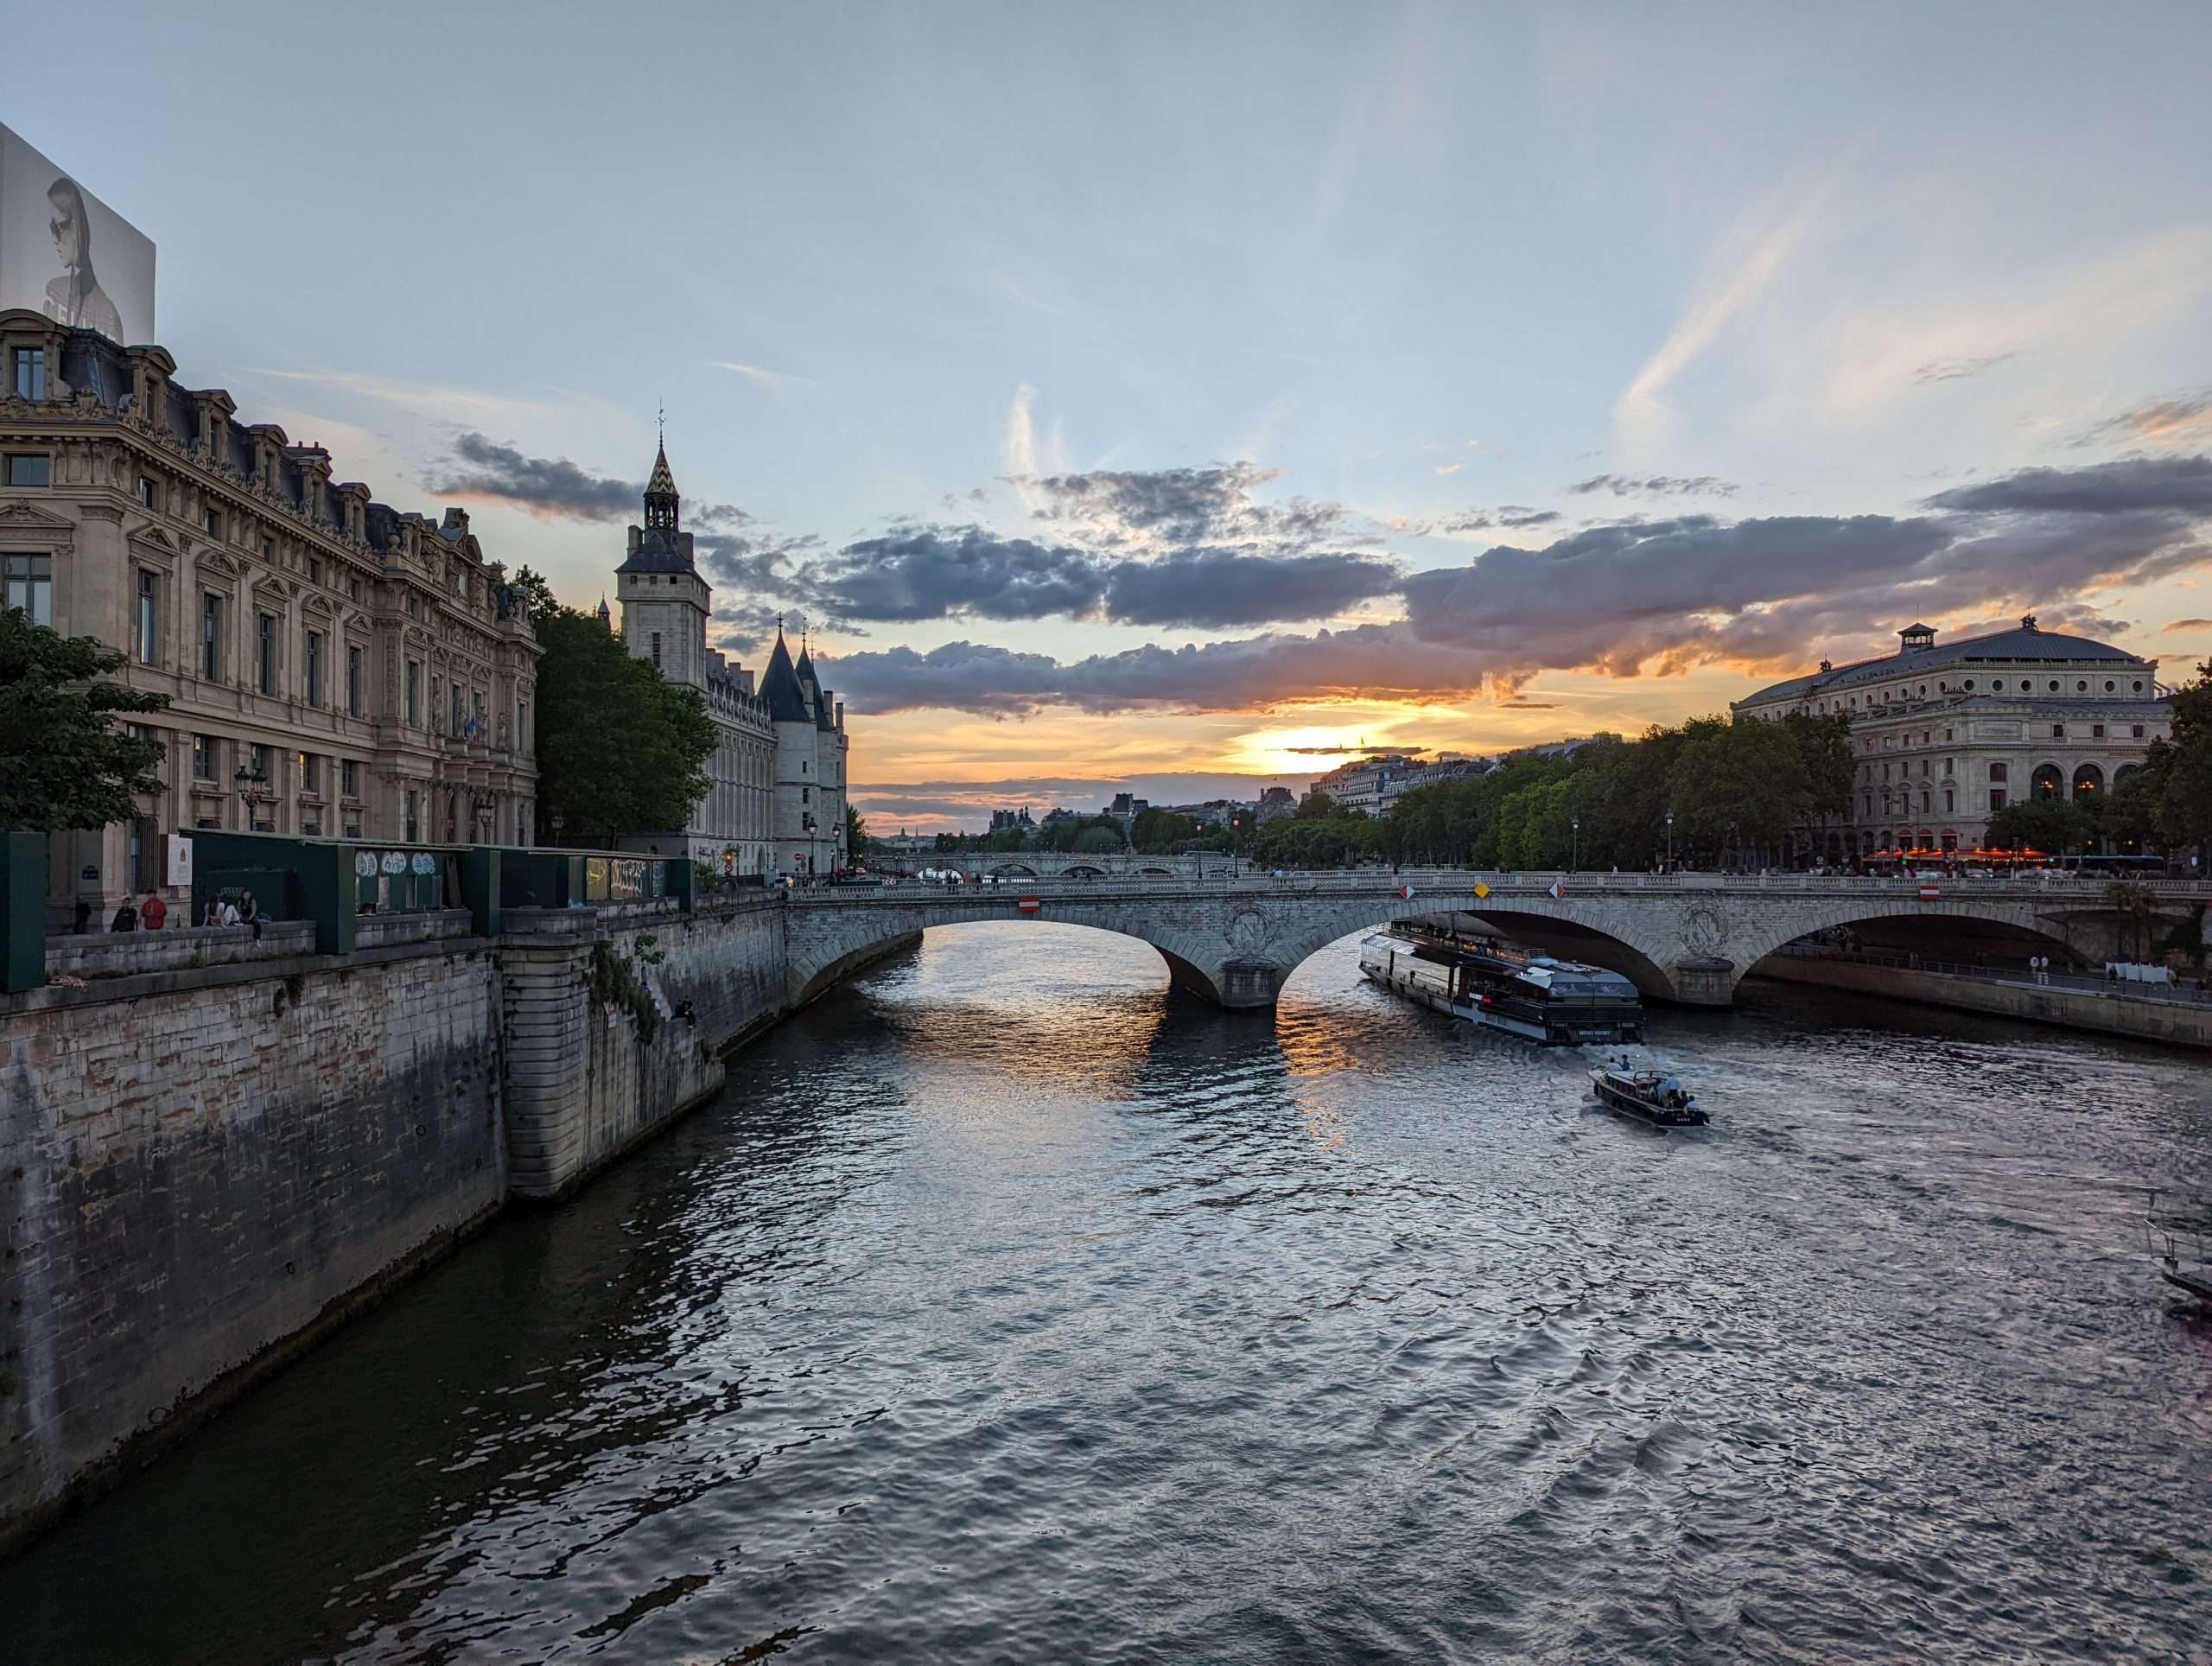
top-left (1016, 896), bottom-right (1042, 914)
top-left (1399, 883), bottom-right (1416, 900)
top-left (1547, 880), bottom-right (1566, 900)
top-left (1918, 881), bottom-right (1941, 900)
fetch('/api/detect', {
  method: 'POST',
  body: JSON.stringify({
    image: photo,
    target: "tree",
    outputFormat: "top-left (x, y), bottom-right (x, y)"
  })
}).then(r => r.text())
top-left (845, 803), bottom-right (869, 859)
top-left (1669, 716), bottom-right (1811, 865)
top-left (1129, 807), bottom-right (1200, 851)
top-left (0, 610), bottom-right (168, 830)
top-left (1985, 796), bottom-right (2093, 859)
top-left (1295, 790), bottom-right (1338, 821)
top-left (2105, 880), bottom-right (2154, 963)
top-left (505, 564), bottom-right (550, 614)
top-left (1071, 823), bottom-right (1123, 854)
top-left (533, 605), bottom-right (716, 846)
top-left (2139, 659), bottom-right (2212, 861)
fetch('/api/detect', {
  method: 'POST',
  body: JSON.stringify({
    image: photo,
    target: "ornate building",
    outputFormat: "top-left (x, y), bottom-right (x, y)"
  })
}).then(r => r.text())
top-left (0, 308), bottom-right (539, 925)
top-left (612, 444), bottom-right (847, 876)
top-left (1734, 618), bottom-right (2171, 858)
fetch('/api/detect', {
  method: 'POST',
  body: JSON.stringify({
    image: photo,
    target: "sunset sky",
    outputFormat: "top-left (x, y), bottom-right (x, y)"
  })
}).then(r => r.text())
top-left (17, 3), bottom-right (2212, 830)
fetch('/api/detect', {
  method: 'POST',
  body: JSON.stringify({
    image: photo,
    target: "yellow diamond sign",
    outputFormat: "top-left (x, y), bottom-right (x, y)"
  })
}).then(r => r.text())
top-left (1473, 881), bottom-right (1491, 899)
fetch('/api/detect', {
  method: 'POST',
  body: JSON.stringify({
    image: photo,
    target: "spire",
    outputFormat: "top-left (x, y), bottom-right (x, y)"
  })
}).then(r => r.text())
top-left (596, 594), bottom-right (612, 630)
top-left (760, 625), bottom-right (810, 722)
top-left (644, 439), bottom-right (678, 531)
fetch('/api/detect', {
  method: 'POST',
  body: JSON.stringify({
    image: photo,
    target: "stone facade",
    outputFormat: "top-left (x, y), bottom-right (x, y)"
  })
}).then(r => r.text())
top-left (0, 310), bottom-right (542, 927)
top-left (608, 444), bottom-right (848, 877)
top-left (1733, 617), bottom-right (2169, 857)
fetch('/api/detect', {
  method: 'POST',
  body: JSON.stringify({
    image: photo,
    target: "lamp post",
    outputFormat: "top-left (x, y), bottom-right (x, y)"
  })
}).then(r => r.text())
top-left (1664, 810), bottom-right (1674, 872)
top-left (550, 812), bottom-right (565, 848)
top-left (1571, 816), bottom-right (1580, 874)
top-left (232, 759), bottom-right (269, 830)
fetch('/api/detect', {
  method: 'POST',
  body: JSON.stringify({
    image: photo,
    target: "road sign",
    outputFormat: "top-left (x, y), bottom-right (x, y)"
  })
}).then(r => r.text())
top-left (1473, 881), bottom-right (1490, 899)
top-left (1017, 897), bottom-right (1042, 913)
top-left (1919, 882), bottom-right (1941, 900)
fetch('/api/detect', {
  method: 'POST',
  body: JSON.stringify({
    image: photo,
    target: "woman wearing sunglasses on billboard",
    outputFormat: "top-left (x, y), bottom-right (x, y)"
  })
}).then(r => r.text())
top-left (44, 175), bottom-right (124, 340)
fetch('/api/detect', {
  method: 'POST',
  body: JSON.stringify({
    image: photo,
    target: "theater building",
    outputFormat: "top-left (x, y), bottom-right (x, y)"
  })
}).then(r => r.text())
top-left (1732, 618), bottom-right (2171, 860)
top-left (0, 308), bottom-right (540, 926)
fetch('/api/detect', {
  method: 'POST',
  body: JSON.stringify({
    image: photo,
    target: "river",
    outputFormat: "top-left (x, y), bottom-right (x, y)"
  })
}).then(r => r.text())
top-left (5, 922), bottom-right (2211, 1663)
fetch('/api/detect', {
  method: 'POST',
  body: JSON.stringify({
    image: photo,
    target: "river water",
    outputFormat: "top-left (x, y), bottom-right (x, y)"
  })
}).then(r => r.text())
top-left (6, 923), bottom-right (2211, 1663)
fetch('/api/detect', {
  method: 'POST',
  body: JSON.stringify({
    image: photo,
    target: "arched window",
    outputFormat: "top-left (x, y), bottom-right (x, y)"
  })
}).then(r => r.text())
top-left (1988, 762), bottom-right (2008, 782)
top-left (2115, 764), bottom-right (2139, 785)
top-left (2031, 763), bottom-right (2063, 801)
top-left (2071, 762), bottom-right (2103, 801)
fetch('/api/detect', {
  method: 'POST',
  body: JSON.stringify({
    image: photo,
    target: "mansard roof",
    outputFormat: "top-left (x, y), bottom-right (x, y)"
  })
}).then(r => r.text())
top-left (759, 631), bottom-right (812, 722)
top-left (1743, 622), bottom-right (2148, 706)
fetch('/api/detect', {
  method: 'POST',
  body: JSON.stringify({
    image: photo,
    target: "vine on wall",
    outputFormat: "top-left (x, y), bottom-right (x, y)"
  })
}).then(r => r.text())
top-left (588, 933), bottom-right (668, 1044)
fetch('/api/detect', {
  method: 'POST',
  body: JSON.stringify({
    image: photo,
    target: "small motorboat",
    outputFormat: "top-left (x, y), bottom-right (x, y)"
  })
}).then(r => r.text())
top-left (2146, 1191), bottom-right (2212, 1303)
top-left (1588, 1059), bottom-right (1708, 1129)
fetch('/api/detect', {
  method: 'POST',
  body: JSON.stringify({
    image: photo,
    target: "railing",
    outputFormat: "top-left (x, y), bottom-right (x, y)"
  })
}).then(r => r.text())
top-left (790, 868), bottom-right (2212, 902)
top-left (1766, 944), bottom-right (2212, 1007)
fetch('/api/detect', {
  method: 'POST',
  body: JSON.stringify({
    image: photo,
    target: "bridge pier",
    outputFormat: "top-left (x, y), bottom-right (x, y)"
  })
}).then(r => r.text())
top-left (1664, 957), bottom-right (1738, 1007)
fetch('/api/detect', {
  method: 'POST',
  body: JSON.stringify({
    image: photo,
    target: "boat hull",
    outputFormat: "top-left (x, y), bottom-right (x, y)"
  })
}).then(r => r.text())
top-left (1589, 1071), bottom-right (1709, 1129)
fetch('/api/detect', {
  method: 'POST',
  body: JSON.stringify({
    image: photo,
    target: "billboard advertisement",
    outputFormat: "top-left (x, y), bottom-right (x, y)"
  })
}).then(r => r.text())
top-left (0, 122), bottom-right (155, 345)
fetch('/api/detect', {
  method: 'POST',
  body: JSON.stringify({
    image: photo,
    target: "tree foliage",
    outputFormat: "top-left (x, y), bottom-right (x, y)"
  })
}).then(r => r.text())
top-left (2137, 659), bottom-right (2212, 857)
top-left (0, 611), bottom-right (168, 831)
top-left (1984, 796), bottom-right (2094, 856)
top-left (533, 604), bottom-right (716, 846)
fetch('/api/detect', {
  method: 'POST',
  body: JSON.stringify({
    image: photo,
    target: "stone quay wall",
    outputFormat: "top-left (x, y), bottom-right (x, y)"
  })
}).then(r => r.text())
top-left (0, 890), bottom-right (815, 1551)
top-left (1751, 955), bottom-right (2212, 1049)
top-left (0, 938), bottom-right (509, 1550)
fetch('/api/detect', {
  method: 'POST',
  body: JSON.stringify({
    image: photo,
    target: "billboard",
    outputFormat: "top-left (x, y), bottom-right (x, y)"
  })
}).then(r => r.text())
top-left (0, 122), bottom-right (155, 345)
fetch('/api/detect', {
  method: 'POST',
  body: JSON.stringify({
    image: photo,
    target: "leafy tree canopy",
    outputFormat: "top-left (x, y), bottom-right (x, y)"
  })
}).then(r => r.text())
top-left (532, 604), bottom-right (716, 846)
top-left (0, 611), bottom-right (168, 831)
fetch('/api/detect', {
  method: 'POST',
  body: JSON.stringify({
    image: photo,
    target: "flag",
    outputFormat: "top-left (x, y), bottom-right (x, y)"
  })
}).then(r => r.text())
top-left (1548, 880), bottom-right (1565, 900)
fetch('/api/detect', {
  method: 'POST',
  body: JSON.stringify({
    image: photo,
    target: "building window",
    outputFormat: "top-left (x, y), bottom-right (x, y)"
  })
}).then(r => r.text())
top-left (2133, 680), bottom-right (2144, 693)
top-left (1990, 788), bottom-right (2006, 810)
top-left (405, 660), bottom-right (421, 726)
top-left (651, 630), bottom-right (662, 668)
top-left (344, 822), bottom-right (361, 840)
top-left (2048, 680), bottom-right (2059, 692)
top-left (193, 734), bottom-right (217, 779)
top-left (1944, 789), bottom-right (1954, 812)
top-left (308, 557), bottom-right (321, 585)
top-left (4, 552), bottom-right (54, 624)
top-left (2091, 723), bottom-right (2105, 739)
top-left (346, 644), bottom-right (363, 716)
top-left (300, 753), bottom-right (320, 793)
top-left (200, 593), bottom-right (223, 679)
top-left (257, 612), bottom-right (276, 695)
top-left (1988, 762), bottom-right (2008, 782)
top-left (5, 454), bottom-right (52, 486)
top-left (341, 760), bottom-right (360, 798)
top-left (450, 682), bottom-right (465, 736)
top-left (518, 699), bottom-right (529, 753)
top-left (205, 508), bottom-right (222, 539)
top-left (1962, 679), bottom-right (1974, 690)
top-left (136, 569), bottom-right (157, 663)
top-left (348, 577), bottom-right (360, 602)
top-left (2133, 724), bottom-right (2145, 739)
top-left (2051, 723), bottom-right (2065, 739)
top-left (137, 475), bottom-right (157, 509)
top-left (404, 789), bottom-right (419, 843)
top-left (12, 348), bottom-right (44, 399)
top-left (260, 535), bottom-right (273, 561)
top-left (802, 785), bottom-right (810, 804)
top-left (2104, 680), bottom-right (2116, 692)
top-left (306, 630), bottom-right (324, 707)
top-left (2076, 680), bottom-right (2088, 692)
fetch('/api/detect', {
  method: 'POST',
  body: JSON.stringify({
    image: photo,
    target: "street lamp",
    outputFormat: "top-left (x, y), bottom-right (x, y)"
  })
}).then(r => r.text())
top-left (1665, 809), bottom-right (1675, 872)
top-left (233, 758), bottom-right (269, 830)
top-left (550, 812), bottom-right (565, 848)
top-left (1571, 816), bottom-right (1580, 874)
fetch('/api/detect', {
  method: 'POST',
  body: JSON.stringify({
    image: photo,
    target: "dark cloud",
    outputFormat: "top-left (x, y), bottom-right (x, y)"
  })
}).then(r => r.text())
top-left (2164, 616), bottom-right (2212, 631)
top-left (427, 433), bottom-right (639, 520)
top-left (1012, 462), bottom-right (1348, 550)
top-left (1101, 550), bottom-right (1401, 627)
top-left (829, 625), bottom-right (1491, 718)
top-left (780, 527), bottom-right (1401, 629)
top-left (1913, 352), bottom-right (2019, 385)
top-left (2070, 391), bottom-right (2212, 450)
top-left (1565, 474), bottom-right (1739, 499)
top-left (1923, 455), bottom-right (2212, 517)
top-left (1439, 506), bottom-right (1561, 532)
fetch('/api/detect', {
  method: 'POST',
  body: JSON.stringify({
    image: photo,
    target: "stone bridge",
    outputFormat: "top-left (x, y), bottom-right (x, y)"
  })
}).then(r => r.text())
top-left (786, 870), bottom-right (2208, 1010)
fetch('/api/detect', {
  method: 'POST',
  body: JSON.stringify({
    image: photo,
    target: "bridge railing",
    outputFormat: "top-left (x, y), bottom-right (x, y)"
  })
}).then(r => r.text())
top-left (792, 868), bottom-right (2212, 902)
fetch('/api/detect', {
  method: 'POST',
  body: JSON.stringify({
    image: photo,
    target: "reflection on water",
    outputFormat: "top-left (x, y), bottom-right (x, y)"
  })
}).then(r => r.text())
top-left (4, 921), bottom-right (2210, 1663)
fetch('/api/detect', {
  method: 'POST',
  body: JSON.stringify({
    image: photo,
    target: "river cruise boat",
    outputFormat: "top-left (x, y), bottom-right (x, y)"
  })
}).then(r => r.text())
top-left (1587, 1059), bottom-right (1709, 1129)
top-left (1357, 924), bottom-right (1644, 1046)
top-left (2146, 1191), bottom-right (2212, 1303)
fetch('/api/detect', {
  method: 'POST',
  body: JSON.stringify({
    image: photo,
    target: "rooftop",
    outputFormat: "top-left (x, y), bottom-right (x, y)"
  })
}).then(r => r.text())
top-left (1742, 619), bottom-right (2148, 706)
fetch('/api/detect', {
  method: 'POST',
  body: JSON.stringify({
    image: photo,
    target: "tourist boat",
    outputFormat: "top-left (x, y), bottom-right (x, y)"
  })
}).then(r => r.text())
top-left (1587, 1059), bottom-right (1709, 1129)
top-left (2145, 1191), bottom-right (2212, 1303)
top-left (1357, 924), bottom-right (1644, 1045)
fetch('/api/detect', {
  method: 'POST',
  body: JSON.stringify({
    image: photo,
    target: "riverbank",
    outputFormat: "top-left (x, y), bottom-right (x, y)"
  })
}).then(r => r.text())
top-left (1750, 952), bottom-right (2212, 1049)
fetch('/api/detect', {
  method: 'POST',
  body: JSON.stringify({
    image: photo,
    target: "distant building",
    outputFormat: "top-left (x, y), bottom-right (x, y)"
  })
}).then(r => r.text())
top-left (1255, 785), bottom-right (1297, 823)
top-left (988, 806), bottom-right (1035, 834)
top-left (1106, 792), bottom-right (1151, 827)
top-left (1039, 805), bottom-right (1082, 829)
top-left (1732, 618), bottom-right (2169, 859)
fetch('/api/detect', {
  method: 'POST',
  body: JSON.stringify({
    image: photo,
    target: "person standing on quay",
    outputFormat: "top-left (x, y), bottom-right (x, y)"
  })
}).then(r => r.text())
top-left (139, 893), bottom-right (167, 932)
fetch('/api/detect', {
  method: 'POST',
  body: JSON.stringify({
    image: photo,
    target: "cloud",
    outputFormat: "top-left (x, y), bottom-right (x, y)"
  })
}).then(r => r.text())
top-left (2074, 391), bottom-right (2212, 451)
top-left (1565, 474), bottom-right (1740, 499)
top-left (829, 624), bottom-right (1492, 718)
top-left (2165, 617), bottom-right (2212, 632)
top-left (1923, 455), bottom-right (2212, 517)
top-left (1434, 461), bottom-right (1465, 477)
top-left (708, 359), bottom-right (811, 396)
top-left (1010, 461), bottom-right (1348, 553)
top-left (783, 527), bottom-right (1402, 629)
top-left (425, 432), bottom-right (639, 520)
top-left (1438, 506), bottom-right (1561, 532)
top-left (1912, 351), bottom-right (2020, 384)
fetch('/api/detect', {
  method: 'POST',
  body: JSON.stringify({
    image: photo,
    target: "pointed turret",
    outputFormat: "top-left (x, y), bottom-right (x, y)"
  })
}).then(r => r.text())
top-left (759, 626), bottom-right (811, 723)
top-left (596, 594), bottom-right (612, 631)
top-left (644, 442), bottom-right (679, 531)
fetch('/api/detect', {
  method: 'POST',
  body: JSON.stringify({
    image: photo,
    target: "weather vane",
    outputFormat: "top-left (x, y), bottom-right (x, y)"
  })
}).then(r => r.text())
top-left (657, 402), bottom-right (665, 446)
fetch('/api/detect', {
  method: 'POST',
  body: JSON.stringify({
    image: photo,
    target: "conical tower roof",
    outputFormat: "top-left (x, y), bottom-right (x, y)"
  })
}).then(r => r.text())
top-left (645, 442), bottom-right (677, 500)
top-left (759, 629), bottom-right (811, 723)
